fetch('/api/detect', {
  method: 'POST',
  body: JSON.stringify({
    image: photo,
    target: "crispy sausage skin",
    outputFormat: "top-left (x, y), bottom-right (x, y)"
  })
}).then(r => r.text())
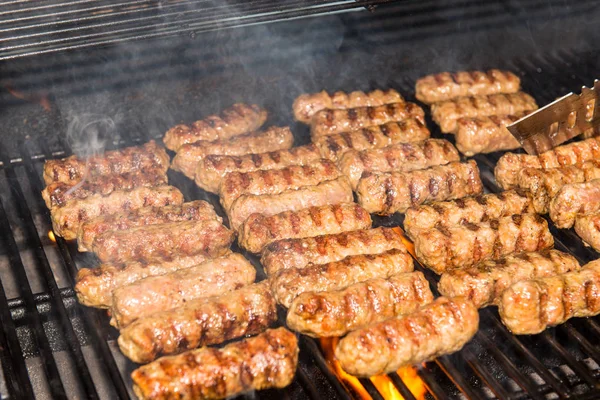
top-left (42, 140), bottom-right (169, 186)
top-left (338, 139), bottom-right (460, 189)
top-left (50, 185), bottom-right (184, 240)
top-left (163, 104), bottom-right (268, 151)
top-left (228, 176), bottom-right (354, 231)
top-left (550, 179), bottom-right (600, 229)
top-left (431, 92), bottom-right (537, 133)
top-left (219, 159), bottom-right (342, 211)
top-left (195, 145), bottom-right (322, 193)
top-left (314, 119), bottom-right (431, 162)
top-left (335, 297), bottom-right (479, 377)
top-left (403, 189), bottom-right (533, 240)
top-left (311, 102), bottom-right (425, 138)
top-left (171, 126), bottom-right (294, 179)
top-left (414, 214), bottom-right (554, 274)
top-left (131, 327), bottom-right (298, 400)
top-left (356, 160), bottom-right (483, 215)
top-left (438, 250), bottom-right (580, 308)
top-left (454, 113), bottom-right (528, 156)
top-left (110, 253), bottom-right (255, 328)
top-left (415, 69), bottom-right (521, 104)
top-left (261, 227), bottom-right (406, 275)
top-left (494, 137), bottom-right (600, 189)
top-left (238, 202), bottom-right (372, 253)
top-left (575, 212), bottom-right (600, 252)
top-left (271, 249), bottom-right (413, 308)
top-left (498, 260), bottom-right (600, 335)
top-left (293, 89), bottom-right (404, 123)
top-left (118, 281), bottom-right (276, 363)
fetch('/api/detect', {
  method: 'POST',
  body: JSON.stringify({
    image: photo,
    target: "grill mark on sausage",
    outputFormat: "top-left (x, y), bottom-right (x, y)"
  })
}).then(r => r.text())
top-left (348, 108), bottom-right (359, 123)
top-left (384, 177), bottom-right (396, 212)
top-left (429, 177), bottom-right (440, 197)
top-left (289, 212), bottom-right (302, 235)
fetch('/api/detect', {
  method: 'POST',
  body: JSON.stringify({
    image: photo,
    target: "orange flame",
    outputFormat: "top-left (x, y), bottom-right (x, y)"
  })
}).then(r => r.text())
top-left (48, 230), bottom-right (56, 242)
top-left (5, 84), bottom-right (52, 112)
top-left (392, 227), bottom-right (416, 256)
top-left (320, 337), bottom-right (372, 399)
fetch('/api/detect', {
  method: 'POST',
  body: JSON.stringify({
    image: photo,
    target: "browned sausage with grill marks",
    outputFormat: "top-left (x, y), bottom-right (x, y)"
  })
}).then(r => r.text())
top-left (498, 260), bottom-right (600, 335)
top-left (356, 160), bottom-right (483, 215)
top-left (431, 92), bottom-right (537, 133)
top-left (415, 69), bottom-right (521, 104)
top-left (550, 179), bottom-right (600, 229)
top-left (131, 327), bottom-right (298, 400)
top-left (293, 89), bottom-right (405, 123)
top-left (163, 103), bottom-right (268, 151)
top-left (171, 126), bottom-right (294, 179)
top-left (414, 213), bottom-right (554, 274)
top-left (335, 297), bottom-right (479, 377)
top-left (43, 140), bottom-right (170, 186)
top-left (311, 102), bottom-right (425, 138)
top-left (194, 145), bottom-right (322, 193)
top-left (575, 212), bottom-right (600, 252)
top-left (455, 113), bottom-right (528, 155)
top-left (238, 202), bottom-right (372, 253)
top-left (339, 139), bottom-right (460, 189)
top-left (119, 281), bottom-right (276, 363)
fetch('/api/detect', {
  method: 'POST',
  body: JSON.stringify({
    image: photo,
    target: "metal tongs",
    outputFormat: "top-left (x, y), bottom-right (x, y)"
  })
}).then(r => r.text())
top-left (507, 80), bottom-right (600, 155)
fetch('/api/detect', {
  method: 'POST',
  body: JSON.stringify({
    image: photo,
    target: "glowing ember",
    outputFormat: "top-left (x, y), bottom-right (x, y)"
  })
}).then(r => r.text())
top-left (48, 230), bottom-right (56, 242)
top-left (4, 84), bottom-right (52, 112)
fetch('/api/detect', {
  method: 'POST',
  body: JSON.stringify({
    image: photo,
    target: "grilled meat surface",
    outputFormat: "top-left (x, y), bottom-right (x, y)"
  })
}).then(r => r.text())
top-left (438, 250), bottom-right (581, 308)
top-left (335, 297), bottom-right (479, 377)
top-left (50, 185), bottom-right (184, 240)
top-left (494, 136), bottom-right (600, 189)
top-left (498, 260), bottom-right (600, 335)
top-left (131, 327), bottom-right (298, 400)
top-left (42, 140), bottom-right (169, 185)
top-left (415, 69), bottom-right (521, 104)
top-left (228, 176), bottom-right (354, 231)
top-left (110, 253), bottom-right (255, 328)
top-left (575, 212), bottom-right (600, 252)
top-left (356, 160), bottom-right (483, 215)
top-left (171, 126), bottom-right (294, 179)
top-left (195, 145), bottom-right (322, 193)
top-left (414, 213), bottom-right (554, 274)
top-left (311, 102), bottom-right (425, 138)
top-left (338, 139), bottom-right (460, 189)
top-left (92, 218), bottom-right (234, 264)
top-left (119, 281), bottom-right (276, 363)
top-left (238, 202), bottom-right (371, 253)
top-left (163, 103), bottom-right (268, 151)
top-left (271, 249), bottom-right (413, 308)
top-left (550, 179), bottom-right (600, 228)
top-left (314, 119), bottom-right (431, 161)
top-left (431, 92), bottom-right (537, 133)
top-left (455, 113), bottom-right (528, 156)
top-left (261, 227), bottom-right (406, 275)
top-left (403, 189), bottom-right (533, 240)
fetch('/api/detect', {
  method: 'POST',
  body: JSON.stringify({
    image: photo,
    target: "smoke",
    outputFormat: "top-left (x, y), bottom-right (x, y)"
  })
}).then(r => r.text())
top-left (65, 111), bottom-right (121, 158)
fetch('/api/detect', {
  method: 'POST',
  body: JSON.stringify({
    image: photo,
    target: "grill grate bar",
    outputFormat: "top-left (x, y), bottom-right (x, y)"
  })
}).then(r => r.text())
top-left (561, 324), bottom-right (600, 363)
top-left (540, 332), bottom-right (599, 388)
top-left (415, 364), bottom-right (449, 400)
top-left (461, 347), bottom-right (513, 400)
top-left (435, 357), bottom-right (484, 400)
top-left (387, 372), bottom-right (417, 400)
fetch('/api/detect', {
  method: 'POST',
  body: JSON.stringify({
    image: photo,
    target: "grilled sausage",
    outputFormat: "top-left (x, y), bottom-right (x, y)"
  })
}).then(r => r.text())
top-left (92, 218), bottom-right (234, 264)
top-left (575, 212), bottom-right (600, 252)
top-left (414, 213), bottom-right (554, 274)
top-left (454, 113), bottom-right (529, 156)
top-left (42, 140), bottom-right (170, 185)
top-left (293, 89), bottom-right (404, 123)
top-left (415, 69), bottom-right (521, 104)
top-left (403, 189), bottom-right (534, 240)
top-left (261, 227), bottom-right (406, 275)
top-left (314, 119), bottom-right (431, 161)
top-left (550, 179), bottom-right (600, 229)
top-left (228, 176), bottom-right (353, 231)
top-left (288, 272), bottom-right (433, 338)
top-left (77, 200), bottom-right (220, 252)
top-left (335, 297), bottom-right (479, 377)
top-left (238, 202), bottom-right (371, 253)
top-left (498, 260), bottom-right (600, 335)
top-left (431, 92), bottom-right (537, 133)
top-left (131, 327), bottom-right (298, 400)
top-left (110, 253), bottom-right (255, 328)
top-left (50, 185), bottom-right (184, 240)
top-left (271, 249), bottom-right (413, 308)
top-left (119, 281), bottom-right (276, 363)
top-left (356, 160), bottom-right (483, 215)
top-left (338, 139), bottom-right (460, 189)
top-left (171, 126), bottom-right (294, 179)
top-left (163, 104), bottom-right (268, 151)
top-left (311, 102), bottom-right (425, 138)
top-left (75, 252), bottom-right (229, 308)
top-left (494, 136), bottom-right (600, 189)
top-left (219, 159), bottom-right (342, 212)
top-left (195, 145), bottom-right (322, 193)
top-left (438, 250), bottom-right (581, 308)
